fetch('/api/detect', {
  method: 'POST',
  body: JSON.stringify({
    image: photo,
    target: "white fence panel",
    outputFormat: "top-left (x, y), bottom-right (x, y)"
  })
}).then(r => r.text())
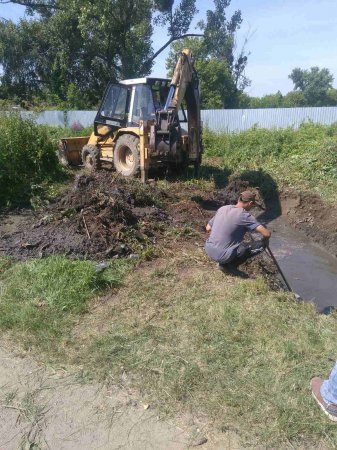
top-left (10, 107), bottom-right (337, 132)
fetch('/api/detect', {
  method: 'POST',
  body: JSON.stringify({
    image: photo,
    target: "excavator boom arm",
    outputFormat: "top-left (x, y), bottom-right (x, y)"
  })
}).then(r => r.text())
top-left (164, 48), bottom-right (195, 112)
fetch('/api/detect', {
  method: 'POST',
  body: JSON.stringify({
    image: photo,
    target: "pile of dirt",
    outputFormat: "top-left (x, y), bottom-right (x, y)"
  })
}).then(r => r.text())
top-left (0, 173), bottom-right (169, 260)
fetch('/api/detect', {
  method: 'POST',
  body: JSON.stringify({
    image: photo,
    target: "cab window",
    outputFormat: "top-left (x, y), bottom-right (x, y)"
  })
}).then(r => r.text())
top-left (131, 85), bottom-right (155, 123)
top-left (100, 85), bottom-right (127, 120)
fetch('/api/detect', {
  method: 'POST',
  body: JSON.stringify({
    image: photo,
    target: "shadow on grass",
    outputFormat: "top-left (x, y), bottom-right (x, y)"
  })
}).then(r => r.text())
top-left (163, 164), bottom-right (282, 221)
top-left (157, 164), bottom-right (231, 188)
top-left (197, 164), bottom-right (232, 188)
top-left (236, 169), bottom-right (282, 223)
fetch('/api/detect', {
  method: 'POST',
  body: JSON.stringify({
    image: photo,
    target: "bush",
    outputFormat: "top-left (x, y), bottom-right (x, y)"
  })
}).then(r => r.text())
top-left (0, 114), bottom-right (64, 206)
top-left (38, 124), bottom-right (93, 141)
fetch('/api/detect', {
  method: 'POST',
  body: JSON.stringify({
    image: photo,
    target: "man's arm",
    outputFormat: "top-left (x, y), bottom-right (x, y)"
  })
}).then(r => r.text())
top-left (256, 224), bottom-right (271, 240)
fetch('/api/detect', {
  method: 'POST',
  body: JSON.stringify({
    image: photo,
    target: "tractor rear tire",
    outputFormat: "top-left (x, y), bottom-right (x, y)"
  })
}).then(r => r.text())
top-left (81, 145), bottom-right (101, 171)
top-left (113, 134), bottom-right (140, 177)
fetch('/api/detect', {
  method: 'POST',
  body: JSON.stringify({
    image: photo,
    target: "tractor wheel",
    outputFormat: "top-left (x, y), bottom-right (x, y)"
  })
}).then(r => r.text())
top-left (81, 145), bottom-right (101, 171)
top-left (113, 135), bottom-right (140, 177)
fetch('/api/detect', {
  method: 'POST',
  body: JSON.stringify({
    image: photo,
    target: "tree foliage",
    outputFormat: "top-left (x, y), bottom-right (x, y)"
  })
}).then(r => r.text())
top-left (0, 0), bottom-right (199, 108)
top-left (289, 67), bottom-right (334, 106)
top-left (153, 0), bottom-right (197, 38)
top-left (198, 0), bottom-right (248, 89)
top-left (245, 67), bottom-right (337, 109)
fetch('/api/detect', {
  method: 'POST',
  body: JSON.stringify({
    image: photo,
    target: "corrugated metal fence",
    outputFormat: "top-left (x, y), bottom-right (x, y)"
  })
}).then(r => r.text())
top-left (201, 107), bottom-right (337, 132)
top-left (15, 107), bottom-right (337, 133)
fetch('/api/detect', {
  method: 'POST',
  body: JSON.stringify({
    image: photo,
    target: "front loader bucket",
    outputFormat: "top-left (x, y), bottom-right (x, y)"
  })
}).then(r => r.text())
top-left (58, 136), bottom-right (90, 166)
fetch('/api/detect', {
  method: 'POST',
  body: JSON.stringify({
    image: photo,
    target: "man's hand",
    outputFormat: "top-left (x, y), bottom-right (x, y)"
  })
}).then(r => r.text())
top-left (206, 223), bottom-right (212, 232)
top-left (256, 224), bottom-right (271, 240)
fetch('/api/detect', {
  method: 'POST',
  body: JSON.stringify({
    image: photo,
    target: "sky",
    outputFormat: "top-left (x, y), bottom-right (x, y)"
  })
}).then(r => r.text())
top-left (1, 0), bottom-right (337, 97)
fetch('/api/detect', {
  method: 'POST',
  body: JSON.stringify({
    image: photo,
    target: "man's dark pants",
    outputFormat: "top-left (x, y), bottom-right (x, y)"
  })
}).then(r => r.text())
top-left (221, 239), bottom-right (267, 268)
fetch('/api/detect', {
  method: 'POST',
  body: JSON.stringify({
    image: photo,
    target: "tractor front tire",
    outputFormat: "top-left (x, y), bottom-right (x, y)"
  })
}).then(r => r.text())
top-left (113, 135), bottom-right (140, 177)
top-left (81, 145), bottom-right (101, 171)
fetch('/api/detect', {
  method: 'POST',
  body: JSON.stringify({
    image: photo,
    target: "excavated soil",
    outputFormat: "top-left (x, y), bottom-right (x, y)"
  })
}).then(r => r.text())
top-left (7, 170), bottom-right (336, 290)
top-left (0, 172), bottom-right (281, 287)
top-left (0, 173), bottom-right (170, 260)
top-left (280, 188), bottom-right (337, 258)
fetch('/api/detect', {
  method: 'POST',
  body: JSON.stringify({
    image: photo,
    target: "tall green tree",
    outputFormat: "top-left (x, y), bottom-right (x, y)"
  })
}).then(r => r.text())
top-left (0, 0), bottom-right (154, 106)
top-left (198, 0), bottom-right (249, 90)
top-left (289, 67), bottom-right (334, 106)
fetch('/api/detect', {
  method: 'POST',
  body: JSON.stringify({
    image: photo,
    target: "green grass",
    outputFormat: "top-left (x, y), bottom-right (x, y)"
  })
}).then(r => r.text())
top-left (203, 123), bottom-right (337, 200)
top-left (0, 256), bottom-right (133, 354)
top-left (39, 124), bottom-right (93, 141)
top-left (1, 236), bottom-right (337, 446)
top-left (2, 121), bottom-right (337, 446)
top-left (78, 252), bottom-right (337, 447)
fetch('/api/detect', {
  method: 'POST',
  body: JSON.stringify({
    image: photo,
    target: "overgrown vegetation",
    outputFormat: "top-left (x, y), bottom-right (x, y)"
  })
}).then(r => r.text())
top-left (2, 119), bottom-right (337, 446)
top-left (0, 115), bottom-right (64, 206)
top-left (39, 124), bottom-right (92, 140)
top-left (0, 114), bottom-right (93, 207)
top-left (0, 256), bottom-right (133, 353)
top-left (203, 122), bottom-right (337, 199)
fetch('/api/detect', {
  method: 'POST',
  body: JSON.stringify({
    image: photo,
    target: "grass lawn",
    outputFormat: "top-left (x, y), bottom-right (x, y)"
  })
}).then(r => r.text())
top-left (1, 250), bottom-right (337, 447)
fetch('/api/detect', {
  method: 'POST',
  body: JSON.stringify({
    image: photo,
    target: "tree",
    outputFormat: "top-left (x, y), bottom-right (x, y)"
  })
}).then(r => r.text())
top-left (0, 19), bottom-right (43, 101)
top-left (282, 91), bottom-right (305, 108)
top-left (289, 67), bottom-right (334, 106)
top-left (248, 91), bottom-right (284, 109)
top-left (153, 0), bottom-right (197, 38)
top-left (0, 0), bottom-right (200, 107)
top-left (198, 0), bottom-right (249, 91)
top-left (0, 0), bottom-right (154, 106)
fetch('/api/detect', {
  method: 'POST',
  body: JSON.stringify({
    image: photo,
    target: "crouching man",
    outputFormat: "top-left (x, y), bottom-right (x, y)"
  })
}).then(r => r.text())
top-left (205, 190), bottom-right (271, 274)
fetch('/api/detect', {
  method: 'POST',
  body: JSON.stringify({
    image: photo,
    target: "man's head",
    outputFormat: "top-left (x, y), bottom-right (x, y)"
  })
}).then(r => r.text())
top-left (237, 190), bottom-right (256, 211)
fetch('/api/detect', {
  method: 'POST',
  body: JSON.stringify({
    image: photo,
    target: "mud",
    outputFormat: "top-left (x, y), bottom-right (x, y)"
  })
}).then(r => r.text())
top-left (280, 188), bottom-right (337, 258)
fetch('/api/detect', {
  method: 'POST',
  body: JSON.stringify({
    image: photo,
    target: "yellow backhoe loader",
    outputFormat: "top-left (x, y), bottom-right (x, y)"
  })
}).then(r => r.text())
top-left (59, 49), bottom-right (202, 182)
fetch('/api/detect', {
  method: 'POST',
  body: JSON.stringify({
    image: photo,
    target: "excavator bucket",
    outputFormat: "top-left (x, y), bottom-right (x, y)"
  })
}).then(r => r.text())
top-left (58, 136), bottom-right (90, 166)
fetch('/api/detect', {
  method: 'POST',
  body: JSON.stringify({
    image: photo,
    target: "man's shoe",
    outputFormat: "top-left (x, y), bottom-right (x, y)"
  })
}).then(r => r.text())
top-left (311, 377), bottom-right (337, 422)
top-left (218, 263), bottom-right (248, 278)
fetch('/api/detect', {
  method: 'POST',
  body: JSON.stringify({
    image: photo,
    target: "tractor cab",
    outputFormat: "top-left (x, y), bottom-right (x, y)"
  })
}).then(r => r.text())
top-left (94, 77), bottom-right (186, 138)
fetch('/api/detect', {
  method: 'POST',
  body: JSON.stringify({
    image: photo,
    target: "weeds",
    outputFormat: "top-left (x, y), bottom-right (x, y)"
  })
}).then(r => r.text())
top-left (0, 114), bottom-right (67, 207)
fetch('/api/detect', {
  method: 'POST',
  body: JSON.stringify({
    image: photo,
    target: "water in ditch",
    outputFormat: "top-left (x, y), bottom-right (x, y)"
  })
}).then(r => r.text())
top-left (268, 216), bottom-right (337, 313)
